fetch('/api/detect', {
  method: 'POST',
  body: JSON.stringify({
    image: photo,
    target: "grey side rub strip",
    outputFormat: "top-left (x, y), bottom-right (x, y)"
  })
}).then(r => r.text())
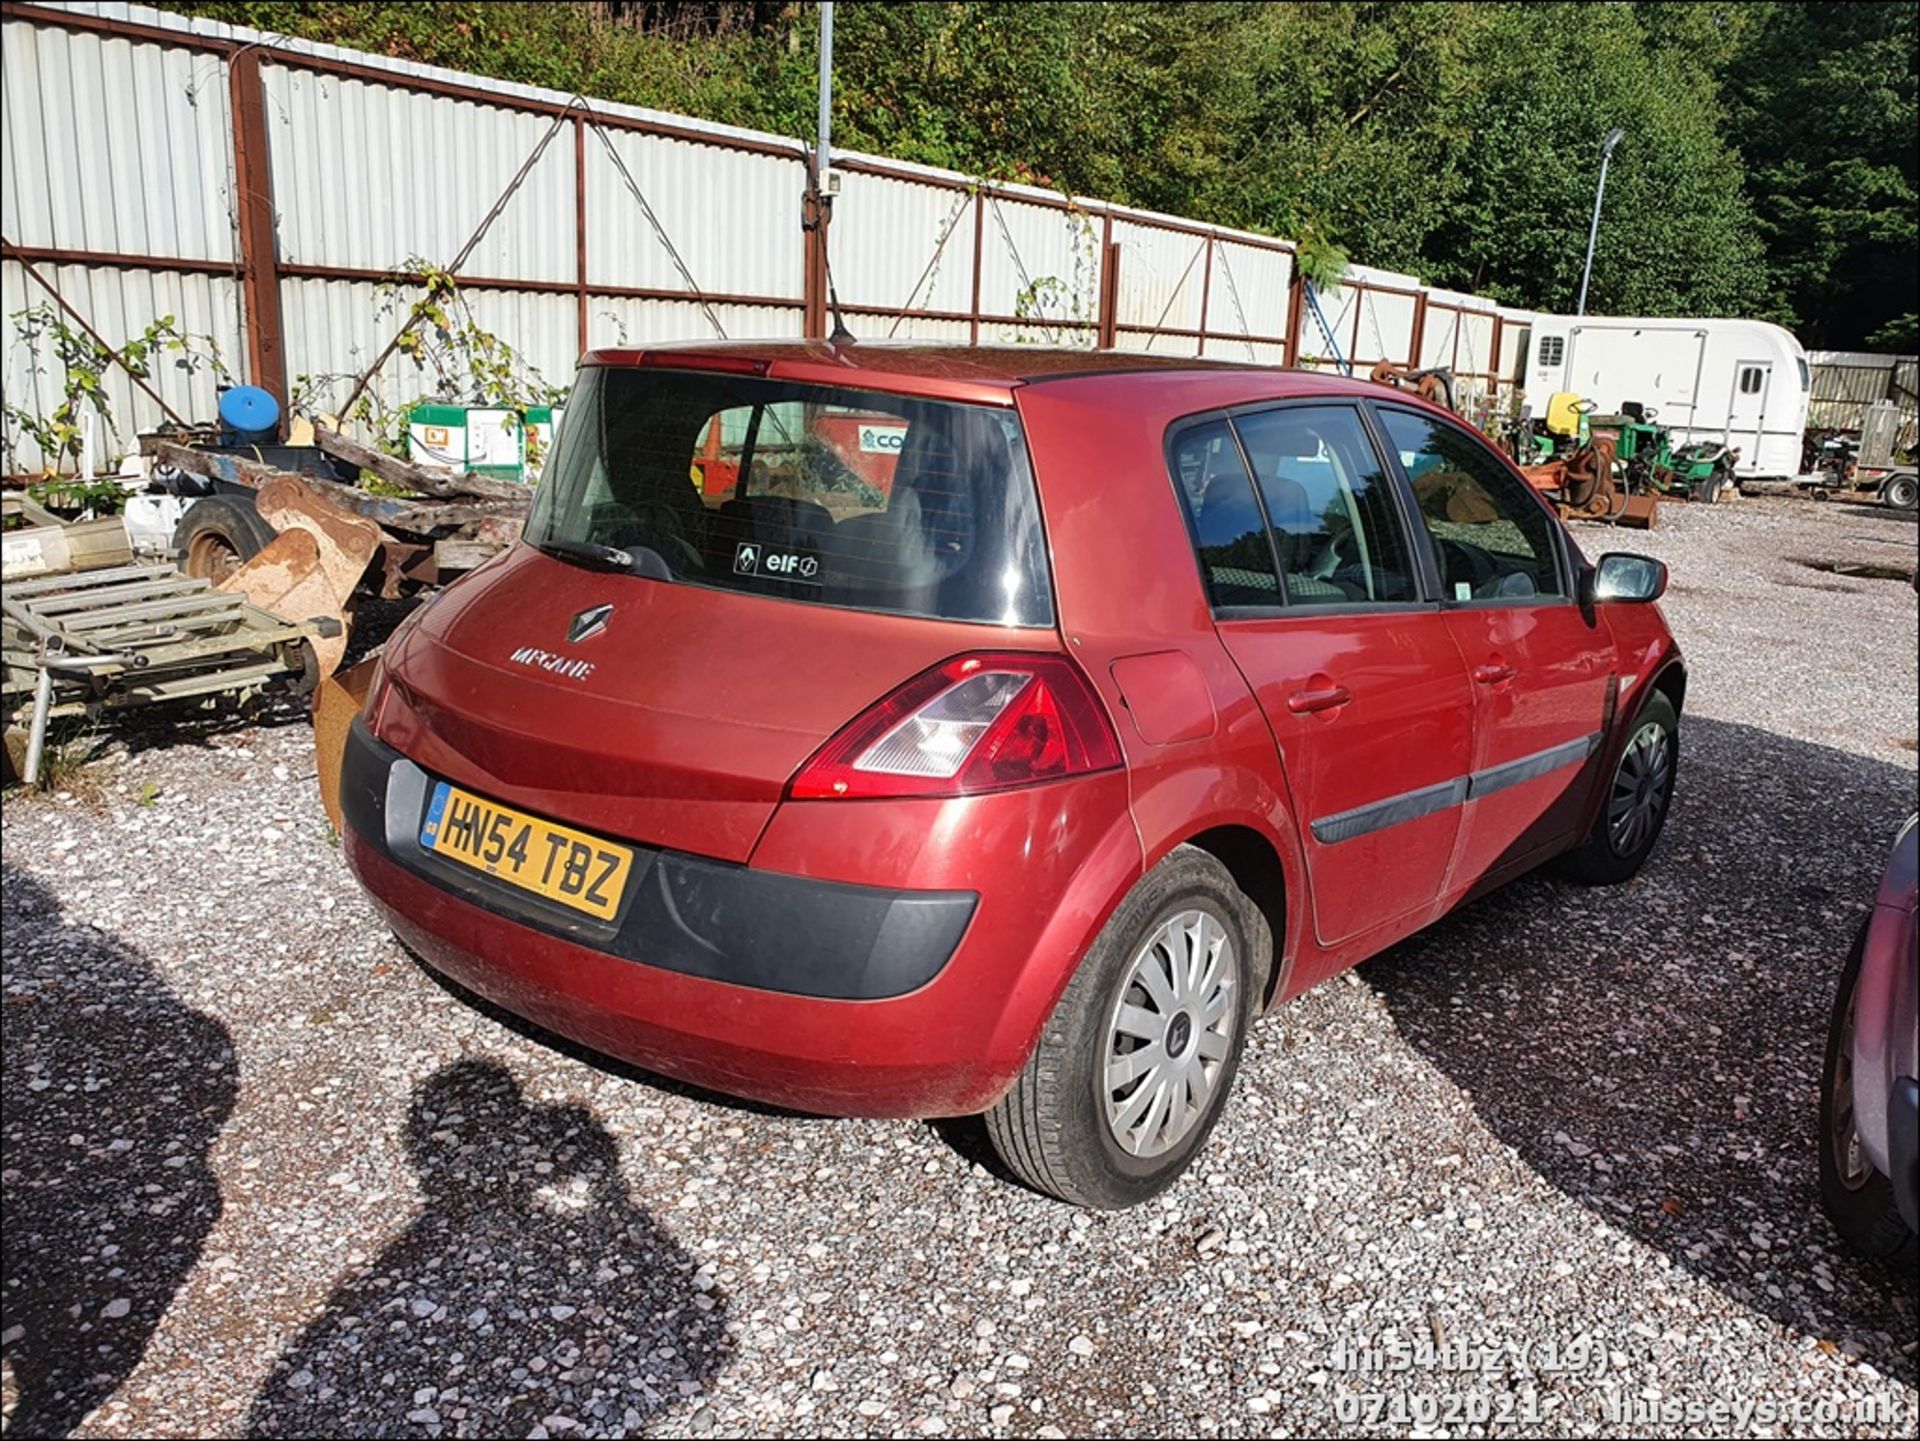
top-left (1310, 732), bottom-right (1602, 845)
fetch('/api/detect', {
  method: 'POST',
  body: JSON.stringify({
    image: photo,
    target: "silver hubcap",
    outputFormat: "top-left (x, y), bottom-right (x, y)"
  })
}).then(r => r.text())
top-left (1102, 908), bottom-right (1238, 1159)
top-left (1608, 720), bottom-right (1673, 857)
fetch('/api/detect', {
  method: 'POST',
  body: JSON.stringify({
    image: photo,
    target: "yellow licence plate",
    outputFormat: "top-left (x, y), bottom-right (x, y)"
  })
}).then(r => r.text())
top-left (420, 781), bottom-right (633, 921)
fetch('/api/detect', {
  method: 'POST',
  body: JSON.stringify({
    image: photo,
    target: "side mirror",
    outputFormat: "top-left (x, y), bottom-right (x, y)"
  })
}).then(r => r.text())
top-left (1582, 552), bottom-right (1668, 605)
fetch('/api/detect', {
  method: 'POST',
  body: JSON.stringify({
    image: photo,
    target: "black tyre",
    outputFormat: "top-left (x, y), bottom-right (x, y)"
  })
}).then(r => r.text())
top-left (1880, 472), bottom-right (1918, 512)
top-left (1819, 922), bottom-right (1919, 1268)
top-left (173, 494), bottom-right (278, 583)
top-left (1697, 474), bottom-right (1728, 505)
top-left (985, 846), bottom-right (1263, 1208)
top-left (1556, 690), bottom-right (1679, 886)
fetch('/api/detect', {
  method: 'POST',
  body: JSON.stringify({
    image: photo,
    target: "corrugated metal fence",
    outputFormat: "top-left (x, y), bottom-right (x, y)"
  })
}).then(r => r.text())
top-left (3, 0), bottom-right (1528, 473)
top-left (1805, 350), bottom-right (1920, 432)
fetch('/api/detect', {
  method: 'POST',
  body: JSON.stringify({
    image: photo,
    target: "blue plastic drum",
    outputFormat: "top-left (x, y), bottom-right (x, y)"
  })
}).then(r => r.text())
top-left (218, 385), bottom-right (281, 444)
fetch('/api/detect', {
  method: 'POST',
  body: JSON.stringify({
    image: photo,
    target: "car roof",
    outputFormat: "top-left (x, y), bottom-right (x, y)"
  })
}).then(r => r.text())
top-left (578, 340), bottom-right (1406, 408)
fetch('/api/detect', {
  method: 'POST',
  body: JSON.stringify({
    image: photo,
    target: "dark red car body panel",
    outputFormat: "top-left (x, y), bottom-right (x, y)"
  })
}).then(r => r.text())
top-left (346, 344), bottom-right (1684, 1116)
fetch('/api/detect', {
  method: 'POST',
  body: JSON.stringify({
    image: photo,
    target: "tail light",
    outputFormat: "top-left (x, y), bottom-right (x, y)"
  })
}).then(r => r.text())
top-left (788, 652), bottom-right (1123, 800)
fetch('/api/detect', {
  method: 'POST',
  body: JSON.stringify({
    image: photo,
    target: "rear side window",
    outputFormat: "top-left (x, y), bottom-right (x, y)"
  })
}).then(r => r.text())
top-left (1376, 408), bottom-right (1565, 601)
top-left (526, 367), bottom-right (1052, 626)
top-left (1234, 406), bottom-right (1419, 605)
top-left (1168, 420), bottom-right (1281, 607)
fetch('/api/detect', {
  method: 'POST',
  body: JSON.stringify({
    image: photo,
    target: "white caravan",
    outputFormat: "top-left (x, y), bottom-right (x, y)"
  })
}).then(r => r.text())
top-left (1522, 315), bottom-right (1809, 479)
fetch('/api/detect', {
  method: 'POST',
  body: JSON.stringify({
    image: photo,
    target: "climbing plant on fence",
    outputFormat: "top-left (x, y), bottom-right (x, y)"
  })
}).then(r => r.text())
top-left (1, 305), bottom-right (230, 489)
top-left (290, 260), bottom-right (570, 468)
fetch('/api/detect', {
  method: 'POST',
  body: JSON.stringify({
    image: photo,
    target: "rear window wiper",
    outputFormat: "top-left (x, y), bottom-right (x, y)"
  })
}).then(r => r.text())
top-left (531, 537), bottom-right (674, 579)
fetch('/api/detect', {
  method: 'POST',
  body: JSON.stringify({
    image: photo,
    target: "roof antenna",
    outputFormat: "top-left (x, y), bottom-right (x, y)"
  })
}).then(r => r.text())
top-left (815, 2), bottom-right (855, 346)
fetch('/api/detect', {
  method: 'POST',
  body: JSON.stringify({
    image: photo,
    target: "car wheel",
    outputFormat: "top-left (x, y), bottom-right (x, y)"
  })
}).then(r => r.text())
top-left (985, 846), bottom-right (1262, 1208)
top-left (1819, 921), bottom-right (1919, 1267)
top-left (1880, 472), bottom-right (1918, 511)
top-left (172, 494), bottom-right (278, 583)
top-left (1556, 690), bottom-right (1679, 886)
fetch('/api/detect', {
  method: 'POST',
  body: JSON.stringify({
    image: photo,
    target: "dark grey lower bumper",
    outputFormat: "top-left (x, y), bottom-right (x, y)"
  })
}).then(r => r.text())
top-left (341, 718), bottom-right (976, 1000)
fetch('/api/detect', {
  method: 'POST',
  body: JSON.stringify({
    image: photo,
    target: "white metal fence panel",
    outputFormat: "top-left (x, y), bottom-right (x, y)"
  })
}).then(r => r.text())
top-left (2, 259), bottom-right (244, 471)
top-left (2, 17), bottom-right (235, 261)
top-left (1111, 220), bottom-right (1206, 335)
top-left (827, 169), bottom-right (973, 316)
top-left (976, 197), bottom-right (1100, 338)
top-left (586, 128), bottom-right (805, 300)
top-left (264, 64), bottom-right (575, 283)
top-left (1207, 239), bottom-right (1292, 351)
top-left (1352, 288), bottom-right (1417, 367)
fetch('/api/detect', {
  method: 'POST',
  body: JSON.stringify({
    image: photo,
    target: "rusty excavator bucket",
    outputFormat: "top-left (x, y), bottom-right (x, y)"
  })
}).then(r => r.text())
top-left (313, 651), bottom-right (380, 833)
top-left (217, 474), bottom-right (384, 677)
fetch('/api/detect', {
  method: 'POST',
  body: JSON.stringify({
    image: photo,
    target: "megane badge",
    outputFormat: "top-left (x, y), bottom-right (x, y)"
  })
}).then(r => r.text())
top-left (567, 603), bottom-right (613, 644)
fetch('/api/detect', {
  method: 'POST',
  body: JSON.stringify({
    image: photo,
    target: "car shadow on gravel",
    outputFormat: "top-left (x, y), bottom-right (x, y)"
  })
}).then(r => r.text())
top-left (1369, 716), bottom-right (1918, 1384)
top-left (1, 864), bottom-right (238, 1439)
top-left (244, 1058), bottom-right (734, 1437)
top-left (405, 949), bottom-right (813, 1120)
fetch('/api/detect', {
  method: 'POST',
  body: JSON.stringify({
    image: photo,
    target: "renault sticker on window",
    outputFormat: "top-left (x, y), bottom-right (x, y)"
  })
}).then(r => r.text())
top-left (735, 542), bottom-right (820, 582)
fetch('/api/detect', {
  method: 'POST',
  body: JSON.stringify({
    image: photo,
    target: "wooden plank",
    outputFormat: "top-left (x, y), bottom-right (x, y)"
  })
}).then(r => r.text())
top-left (152, 442), bottom-right (421, 530)
top-left (313, 424), bottom-right (530, 503)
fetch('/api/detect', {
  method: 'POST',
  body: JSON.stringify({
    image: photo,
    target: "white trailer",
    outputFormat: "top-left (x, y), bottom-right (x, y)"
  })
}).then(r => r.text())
top-left (1521, 315), bottom-right (1810, 479)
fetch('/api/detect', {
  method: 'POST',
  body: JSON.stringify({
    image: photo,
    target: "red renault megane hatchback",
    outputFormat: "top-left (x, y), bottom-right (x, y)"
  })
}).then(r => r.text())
top-left (340, 343), bottom-right (1684, 1207)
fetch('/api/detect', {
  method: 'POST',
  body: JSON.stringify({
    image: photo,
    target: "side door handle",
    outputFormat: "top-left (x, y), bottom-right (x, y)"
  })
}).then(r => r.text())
top-left (1473, 661), bottom-right (1517, 686)
top-left (1287, 684), bottom-right (1353, 714)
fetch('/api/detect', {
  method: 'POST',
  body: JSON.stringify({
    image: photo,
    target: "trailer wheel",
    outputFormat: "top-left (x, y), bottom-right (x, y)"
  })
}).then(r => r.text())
top-left (1880, 473), bottom-right (1919, 512)
top-left (173, 494), bottom-right (278, 583)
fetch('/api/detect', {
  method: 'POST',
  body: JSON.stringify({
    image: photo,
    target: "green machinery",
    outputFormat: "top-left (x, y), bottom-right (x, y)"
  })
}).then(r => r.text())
top-left (1511, 392), bottom-right (1738, 503)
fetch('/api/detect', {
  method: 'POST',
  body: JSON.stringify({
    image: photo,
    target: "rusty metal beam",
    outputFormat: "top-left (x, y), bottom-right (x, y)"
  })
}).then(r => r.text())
top-left (574, 115), bottom-right (589, 356)
top-left (1284, 268), bottom-right (1306, 368)
top-left (2, 244), bottom-right (803, 310)
top-left (969, 194), bottom-right (985, 345)
top-left (1197, 234), bottom-right (1215, 358)
top-left (1, 243), bottom-right (231, 277)
top-left (228, 46), bottom-right (286, 419)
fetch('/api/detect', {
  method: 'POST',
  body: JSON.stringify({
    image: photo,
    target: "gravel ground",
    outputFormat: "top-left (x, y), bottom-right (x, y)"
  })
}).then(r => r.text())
top-left (3, 495), bottom-right (1916, 1439)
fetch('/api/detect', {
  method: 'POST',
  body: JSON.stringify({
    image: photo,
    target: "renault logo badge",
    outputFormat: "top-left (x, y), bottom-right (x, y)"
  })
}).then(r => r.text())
top-left (567, 603), bottom-right (613, 644)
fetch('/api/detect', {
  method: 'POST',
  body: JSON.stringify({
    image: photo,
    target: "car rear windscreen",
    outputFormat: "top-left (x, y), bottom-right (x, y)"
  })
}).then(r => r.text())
top-left (523, 366), bottom-right (1054, 627)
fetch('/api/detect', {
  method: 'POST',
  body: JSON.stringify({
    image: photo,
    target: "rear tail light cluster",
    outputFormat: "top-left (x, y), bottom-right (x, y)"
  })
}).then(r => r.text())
top-left (789, 653), bottom-right (1123, 800)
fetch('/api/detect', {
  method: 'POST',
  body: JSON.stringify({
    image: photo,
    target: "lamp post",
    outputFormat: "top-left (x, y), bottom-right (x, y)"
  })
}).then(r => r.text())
top-left (1577, 127), bottom-right (1625, 317)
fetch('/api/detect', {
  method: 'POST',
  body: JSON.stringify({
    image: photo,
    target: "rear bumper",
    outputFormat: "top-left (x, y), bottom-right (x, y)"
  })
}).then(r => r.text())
top-left (341, 718), bottom-right (975, 1002)
top-left (341, 718), bottom-right (1141, 1117)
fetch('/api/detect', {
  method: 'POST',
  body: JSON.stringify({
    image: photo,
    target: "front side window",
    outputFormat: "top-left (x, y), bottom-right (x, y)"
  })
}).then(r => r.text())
top-left (1233, 406), bottom-right (1419, 605)
top-left (526, 367), bottom-right (1052, 626)
top-left (1376, 408), bottom-right (1566, 602)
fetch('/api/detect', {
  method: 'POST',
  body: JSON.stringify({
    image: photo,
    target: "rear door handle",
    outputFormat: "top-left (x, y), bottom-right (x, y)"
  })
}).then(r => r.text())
top-left (1473, 662), bottom-right (1517, 685)
top-left (1287, 685), bottom-right (1352, 714)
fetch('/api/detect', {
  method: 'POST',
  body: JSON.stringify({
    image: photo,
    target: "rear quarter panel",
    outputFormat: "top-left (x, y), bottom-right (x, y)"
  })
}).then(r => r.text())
top-left (1014, 375), bottom-right (1316, 996)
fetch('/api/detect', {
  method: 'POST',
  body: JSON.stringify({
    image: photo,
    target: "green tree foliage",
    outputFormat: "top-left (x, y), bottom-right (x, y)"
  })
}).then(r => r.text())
top-left (1722, 2), bottom-right (1919, 347)
top-left (165, 1), bottom-right (1916, 345)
